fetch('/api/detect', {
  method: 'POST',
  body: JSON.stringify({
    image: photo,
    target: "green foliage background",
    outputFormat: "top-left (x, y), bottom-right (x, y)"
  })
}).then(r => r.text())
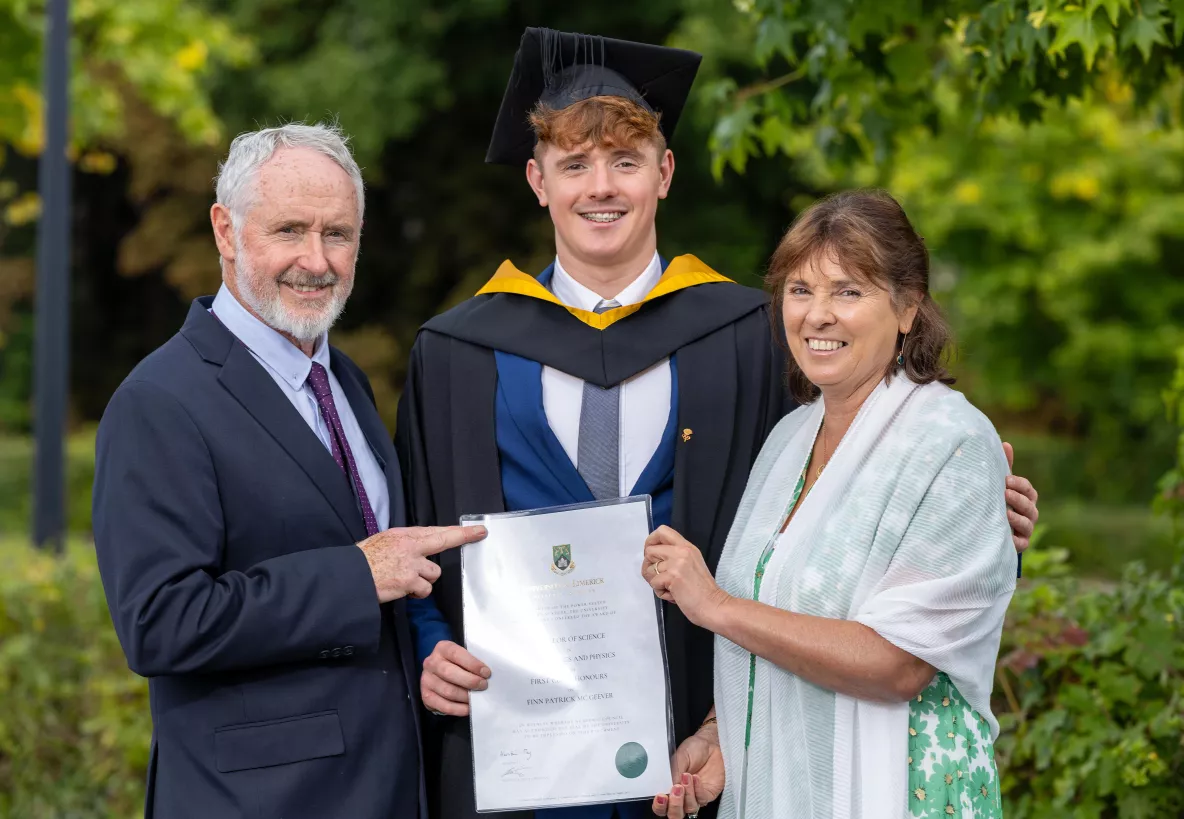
top-left (0, 538), bottom-right (150, 819)
top-left (2, 0), bottom-right (1184, 815)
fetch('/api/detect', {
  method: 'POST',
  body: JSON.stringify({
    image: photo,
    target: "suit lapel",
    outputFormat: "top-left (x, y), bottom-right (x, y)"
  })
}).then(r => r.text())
top-left (327, 353), bottom-right (425, 765)
top-left (218, 341), bottom-right (366, 541)
top-left (330, 351), bottom-right (386, 459)
top-left (330, 349), bottom-right (403, 494)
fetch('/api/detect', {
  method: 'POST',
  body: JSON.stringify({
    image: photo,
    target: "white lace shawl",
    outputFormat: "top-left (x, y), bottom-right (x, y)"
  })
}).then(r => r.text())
top-left (713, 377), bottom-right (1016, 819)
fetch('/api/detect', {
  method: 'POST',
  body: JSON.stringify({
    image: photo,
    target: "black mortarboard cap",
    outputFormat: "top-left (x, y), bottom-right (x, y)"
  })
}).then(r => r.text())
top-left (485, 27), bottom-right (703, 165)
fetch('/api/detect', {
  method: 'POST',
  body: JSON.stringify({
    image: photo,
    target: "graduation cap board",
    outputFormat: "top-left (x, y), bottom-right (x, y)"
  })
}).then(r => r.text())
top-left (486, 27), bottom-right (703, 165)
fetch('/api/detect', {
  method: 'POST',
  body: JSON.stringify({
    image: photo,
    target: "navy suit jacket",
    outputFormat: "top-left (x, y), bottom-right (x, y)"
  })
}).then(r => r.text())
top-left (93, 298), bottom-right (425, 819)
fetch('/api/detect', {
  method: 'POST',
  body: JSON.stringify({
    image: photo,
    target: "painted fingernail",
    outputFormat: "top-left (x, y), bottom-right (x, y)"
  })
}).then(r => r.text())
top-left (682, 773), bottom-right (691, 786)
top-left (693, 774), bottom-right (700, 786)
top-left (673, 785), bottom-right (683, 797)
top-left (656, 795), bottom-right (667, 806)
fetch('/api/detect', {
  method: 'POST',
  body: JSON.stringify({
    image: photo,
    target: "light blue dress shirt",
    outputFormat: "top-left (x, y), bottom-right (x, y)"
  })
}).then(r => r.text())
top-left (210, 285), bottom-right (390, 531)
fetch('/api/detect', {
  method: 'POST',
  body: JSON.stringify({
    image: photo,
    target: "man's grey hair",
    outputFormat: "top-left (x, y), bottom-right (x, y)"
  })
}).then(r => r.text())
top-left (214, 121), bottom-right (365, 229)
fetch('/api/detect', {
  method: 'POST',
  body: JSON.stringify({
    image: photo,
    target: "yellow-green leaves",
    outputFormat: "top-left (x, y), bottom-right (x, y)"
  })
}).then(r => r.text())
top-left (0, 0), bottom-right (252, 231)
top-left (0, 0), bottom-right (253, 157)
top-left (3, 192), bottom-right (40, 225)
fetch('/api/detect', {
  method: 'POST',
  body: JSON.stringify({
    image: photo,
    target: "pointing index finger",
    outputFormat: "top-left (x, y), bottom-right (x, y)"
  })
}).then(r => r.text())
top-left (418, 525), bottom-right (488, 555)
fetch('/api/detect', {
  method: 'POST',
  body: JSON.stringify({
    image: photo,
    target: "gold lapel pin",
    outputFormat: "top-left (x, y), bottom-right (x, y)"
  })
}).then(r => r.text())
top-left (681, 428), bottom-right (693, 443)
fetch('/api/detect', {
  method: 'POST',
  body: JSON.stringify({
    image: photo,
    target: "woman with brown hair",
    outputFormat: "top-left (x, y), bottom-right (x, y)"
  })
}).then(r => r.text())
top-left (645, 190), bottom-right (1014, 819)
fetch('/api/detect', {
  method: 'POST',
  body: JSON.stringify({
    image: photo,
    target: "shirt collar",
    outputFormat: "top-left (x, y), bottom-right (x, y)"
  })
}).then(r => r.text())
top-left (550, 251), bottom-right (662, 311)
top-left (210, 284), bottom-right (329, 391)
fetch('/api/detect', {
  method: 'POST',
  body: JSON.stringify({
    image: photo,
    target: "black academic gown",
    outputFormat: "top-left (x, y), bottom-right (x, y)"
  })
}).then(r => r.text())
top-left (395, 255), bottom-right (795, 819)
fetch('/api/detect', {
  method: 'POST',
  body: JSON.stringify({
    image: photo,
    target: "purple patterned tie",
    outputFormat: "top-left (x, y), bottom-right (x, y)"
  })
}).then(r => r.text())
top-left (307, 362), bottom-right (379, 537)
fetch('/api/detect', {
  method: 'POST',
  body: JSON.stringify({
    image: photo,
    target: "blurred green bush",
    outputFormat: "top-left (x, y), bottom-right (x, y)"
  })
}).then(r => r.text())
top-left (0, 431), bottom-right (96, 536)
top-left (998, 431), bottom-right (1175, 508)
top-left (0, 538), bottom-right (149, 819)
top-left (995, 558), bottom-right (1184, 817)
top-left (995, 346), bottom-right (1184, 817)
top-left (1035, 502), bottom-right (1176, 579)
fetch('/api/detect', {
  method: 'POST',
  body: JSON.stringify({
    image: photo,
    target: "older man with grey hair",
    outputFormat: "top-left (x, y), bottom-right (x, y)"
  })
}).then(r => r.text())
top-left (92, 122), bottom-right (485, 819)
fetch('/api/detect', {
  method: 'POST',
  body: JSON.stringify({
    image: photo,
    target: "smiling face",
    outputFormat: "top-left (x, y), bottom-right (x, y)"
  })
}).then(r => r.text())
top-left (211, 146), bottom-right (360, 347)
top-left (523, 96), bottom-right (674, 280)
top-left (782, 253), bottom-right (918, 399)
top-left (527, 139), bottom-right (673, 272)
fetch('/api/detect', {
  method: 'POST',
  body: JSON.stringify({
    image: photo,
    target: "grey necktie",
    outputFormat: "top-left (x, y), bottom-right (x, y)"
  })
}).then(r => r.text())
top-left (577, 299), bottom-right (621, 500)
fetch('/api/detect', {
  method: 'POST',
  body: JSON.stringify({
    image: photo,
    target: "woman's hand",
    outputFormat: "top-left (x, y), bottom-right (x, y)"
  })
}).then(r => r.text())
top-left (652, 731), bottom-right (725, 817)
top-left (643, 526), bottom-right (731, 630)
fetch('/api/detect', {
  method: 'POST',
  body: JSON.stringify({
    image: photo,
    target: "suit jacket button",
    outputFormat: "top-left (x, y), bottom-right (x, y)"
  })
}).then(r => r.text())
top-left (343, 646), bottom-right (354, 656)
top-left (331, 647), bottom-right (342, 658)
top-left (319, 650), bottom-right (330, 659)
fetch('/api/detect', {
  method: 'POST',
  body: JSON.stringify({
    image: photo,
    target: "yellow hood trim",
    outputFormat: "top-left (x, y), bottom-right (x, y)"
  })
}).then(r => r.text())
top-left (475, 254), bottom-right (734, 330)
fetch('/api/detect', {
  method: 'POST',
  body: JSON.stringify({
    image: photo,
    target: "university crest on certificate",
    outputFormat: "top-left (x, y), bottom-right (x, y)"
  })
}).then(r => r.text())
top-left (461, 497), bottom-right (674, 812)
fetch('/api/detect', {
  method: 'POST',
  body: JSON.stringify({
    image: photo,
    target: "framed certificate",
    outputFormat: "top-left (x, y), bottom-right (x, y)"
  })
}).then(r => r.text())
top-left (461, 496), bottom-right (675, 813)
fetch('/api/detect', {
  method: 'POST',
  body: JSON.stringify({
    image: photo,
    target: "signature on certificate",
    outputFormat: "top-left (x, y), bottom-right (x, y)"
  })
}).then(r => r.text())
top-left (499, 748), bottom-right (534, 779)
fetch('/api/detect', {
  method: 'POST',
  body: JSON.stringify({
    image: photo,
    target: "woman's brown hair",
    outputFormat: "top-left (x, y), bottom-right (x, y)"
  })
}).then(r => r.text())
top-left (766, 189), bottom-right (954, 404)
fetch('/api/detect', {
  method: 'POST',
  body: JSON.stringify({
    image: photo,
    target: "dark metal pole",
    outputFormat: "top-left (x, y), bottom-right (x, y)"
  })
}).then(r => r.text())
top-left (32, 0), bottom-right (71, 551)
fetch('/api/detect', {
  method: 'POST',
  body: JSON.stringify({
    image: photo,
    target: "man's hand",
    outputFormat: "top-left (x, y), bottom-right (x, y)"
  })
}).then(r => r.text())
top-left (421, 640), bottom-right (491, 717)
top-left (1002, 442), bottom-right (1040, 554)
top-left (357, 525), bottom-right (486, 603)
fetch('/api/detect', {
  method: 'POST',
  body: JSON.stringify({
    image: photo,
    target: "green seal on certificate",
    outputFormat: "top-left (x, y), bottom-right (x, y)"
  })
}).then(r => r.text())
top-left (615, 742), bottom-right (648, 778)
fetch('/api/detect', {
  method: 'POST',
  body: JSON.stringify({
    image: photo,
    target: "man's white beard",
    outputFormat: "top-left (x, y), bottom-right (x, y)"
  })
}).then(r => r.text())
top-left (233, 243), bottom-right (352, 344)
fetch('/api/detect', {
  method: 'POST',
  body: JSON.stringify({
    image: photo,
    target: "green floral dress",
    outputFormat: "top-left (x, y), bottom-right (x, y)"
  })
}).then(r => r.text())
top-left (908, 673), bottom-right (1003, 818)
top-left (740, 465), bottom-right (1005, 818)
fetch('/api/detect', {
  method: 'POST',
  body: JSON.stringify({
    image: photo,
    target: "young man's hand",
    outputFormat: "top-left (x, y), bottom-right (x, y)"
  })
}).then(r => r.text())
top-left (421, 640), bottom-right (491, 716)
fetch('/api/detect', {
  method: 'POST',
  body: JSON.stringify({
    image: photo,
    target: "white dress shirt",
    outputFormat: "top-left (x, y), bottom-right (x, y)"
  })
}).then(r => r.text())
top-left (210, 285), bottom-right (390, 529)
top-left (543, 252), bottom-right (672, 495)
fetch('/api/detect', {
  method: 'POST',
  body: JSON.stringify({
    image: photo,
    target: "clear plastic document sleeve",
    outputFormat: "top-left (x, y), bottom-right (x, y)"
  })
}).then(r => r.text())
top-left (460, 497), bottom-right (675, 813)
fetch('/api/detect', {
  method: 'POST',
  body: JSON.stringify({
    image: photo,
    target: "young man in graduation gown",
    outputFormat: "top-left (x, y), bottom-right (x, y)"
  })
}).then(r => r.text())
top-left (396, 29), bottom-right (1041, 819)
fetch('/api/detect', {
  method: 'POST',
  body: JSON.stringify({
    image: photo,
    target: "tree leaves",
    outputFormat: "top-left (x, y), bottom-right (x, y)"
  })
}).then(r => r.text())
top-left (1121, 14), bottom-right (1171, 62)
top-left (0, 0), bottom-right (252, 155)
top-left (1088, 0), bottom-right (1131, 27)
top-left (0, 0), bottom-right (252, 245)
top-left (1047, 6), bottom-right (1117, 69)
top-left (685, 0), bottom-right (1183, 174)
